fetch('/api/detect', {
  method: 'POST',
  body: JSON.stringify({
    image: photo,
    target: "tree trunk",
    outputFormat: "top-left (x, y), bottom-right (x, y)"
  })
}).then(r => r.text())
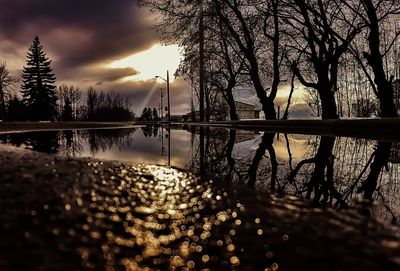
top-left (358, 141), bottom-right (392, 200)
top-left (266, 142), bottom-right (278, 192)
top-left (283, 73), bottom-right (296, 120)
top-left (362, 0), bottom-right (398, 118)
top-left (366, 49), bottom-right (397, 117)
top-left (379, 88), bottom-right (398, 118)
top-left (205, 93), bottom-right (211, 121)
top-left (225, 88), bottom-right (238, 121)
top-left (248, 133), bottom-right (276, 186)
top-left (306, 136), bottom-right (337, 204)
top-left (248, 55), bottom-right (277, 120)
top-left (264, 98), bottom-right (277, 120)
top-left (319, 86), bottom-right (339, 119)
top-left (225, 129), bottom-right (237, 182)
top-left (0, 85), bottom-right (6, 120)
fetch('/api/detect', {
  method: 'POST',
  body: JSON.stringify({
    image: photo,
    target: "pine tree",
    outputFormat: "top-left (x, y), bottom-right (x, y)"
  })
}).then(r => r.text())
top-left (140, 107), bottom-right (148, 120)
top-left (21, 36), bottom-right (57, 120)
top-left (152, 107), bottom-right (159, 120)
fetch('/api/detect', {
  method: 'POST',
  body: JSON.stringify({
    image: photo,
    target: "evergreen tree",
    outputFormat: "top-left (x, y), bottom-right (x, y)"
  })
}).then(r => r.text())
top-left (152, 107), bottom-right (159, 120)
top-left (147, 107), bottom-right (153, 120)
top-left (140, 107), bottom-right (148, 120)
top-left (21, 36), bottom-right (57, 120)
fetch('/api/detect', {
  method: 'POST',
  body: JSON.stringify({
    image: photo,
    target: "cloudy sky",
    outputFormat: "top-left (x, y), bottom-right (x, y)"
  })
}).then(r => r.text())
top-left (0, 0), bottom-right (191, 115)
top-left (0, 0), bottom-right (310, 117)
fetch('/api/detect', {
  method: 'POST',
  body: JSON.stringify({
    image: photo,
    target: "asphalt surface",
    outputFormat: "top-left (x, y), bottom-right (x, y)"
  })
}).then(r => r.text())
top-left (1, 144), bottom-right (400, 270)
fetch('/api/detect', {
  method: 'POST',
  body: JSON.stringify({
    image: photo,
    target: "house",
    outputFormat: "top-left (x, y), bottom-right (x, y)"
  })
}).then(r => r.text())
top-left (185, 101), bottom-right (260, 121)
top-left (234, 101), bottom-right (260, 120)
top-left (184, 87), bottom-right (261, 121)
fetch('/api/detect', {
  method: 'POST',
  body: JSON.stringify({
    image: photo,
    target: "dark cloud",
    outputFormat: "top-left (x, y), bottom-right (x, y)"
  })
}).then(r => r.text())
top-left (89, 67), bottom-right (139, 84)
top-left (0, 0), bottom-right (156, 62)
top-left (0, 0), bottom-right (158, 81)
top-left (0, 1), bottom-right (223, 116)
top-left (0, 0), bottom-right (197, 113)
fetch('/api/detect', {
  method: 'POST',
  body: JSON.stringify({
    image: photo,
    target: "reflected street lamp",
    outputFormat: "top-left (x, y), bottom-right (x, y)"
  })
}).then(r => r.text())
top-left (155, 70), bottom-right (170, 122)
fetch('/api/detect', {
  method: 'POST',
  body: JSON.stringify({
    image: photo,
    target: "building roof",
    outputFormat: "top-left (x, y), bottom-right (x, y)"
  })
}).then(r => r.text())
top-left (235, 101), bottom-right (260, 110)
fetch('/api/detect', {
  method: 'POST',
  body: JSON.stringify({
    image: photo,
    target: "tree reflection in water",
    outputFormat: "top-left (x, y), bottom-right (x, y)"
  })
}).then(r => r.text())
top-left (0, 131), bottom-right (61, 153)
top-left (289, 136), bottom-right (346, 208)
top-left (188, 128), bottom-right (400, 223)
top-left (0, 128), bottom-right (137, 156)
top-left (359, 141), bottom-right (393, 200)
top-left (247, 132), bottom-right (278, 191)
top-left (84, 129), bottom-right (137, 154)
top-left (0, 126), bottom-right (399, 223)
top-left (141, 125), bottom-right (159, 138)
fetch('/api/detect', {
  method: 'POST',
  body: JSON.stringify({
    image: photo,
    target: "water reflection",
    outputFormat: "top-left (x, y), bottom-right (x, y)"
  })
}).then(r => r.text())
top-left (289, 136), bottom-right (341, 207)
top-left (1, 125), bottom-right (399, 223)
top-left (0, 131), bottom-right (61, 153)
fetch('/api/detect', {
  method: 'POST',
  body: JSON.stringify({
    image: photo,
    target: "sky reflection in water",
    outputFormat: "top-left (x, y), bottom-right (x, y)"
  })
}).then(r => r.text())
top-left (1, 125), bottom-right (399, 223)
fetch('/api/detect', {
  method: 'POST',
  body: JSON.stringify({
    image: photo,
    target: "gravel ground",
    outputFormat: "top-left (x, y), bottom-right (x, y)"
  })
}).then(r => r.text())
top-left (1, 144), bottom-right (400, 271)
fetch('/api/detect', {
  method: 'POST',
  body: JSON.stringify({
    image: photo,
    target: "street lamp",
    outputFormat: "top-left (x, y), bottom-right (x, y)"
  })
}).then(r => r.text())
top-left (155, 70), bottom-right (170, 122)
top-left (160, 87), bottom-right (164, 120)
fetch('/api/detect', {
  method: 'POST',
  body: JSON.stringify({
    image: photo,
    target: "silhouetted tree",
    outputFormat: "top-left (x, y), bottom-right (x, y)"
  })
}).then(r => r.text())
top-left (140, 107), bottom-right (153, 121)
top-left (352, 98), bottom-right (378, 117)
top-left (152, 107), bottom-right (159, 120)
top-left (0, 61), bottom-right (18, 120)
top-left (86, 87), bottom-right (97, 121)
top-left (213, 0), bottom-right (282, 120)
top-left (7, 96), bottom-right (26, 121)
top-left (141, 0), bottom-right (284, 120)
top-left (21, 36), bottom-right (57, 121)
top-left (84, 88), bottom-right (134, 121)
top-left (62, 96), bottom-right (73, 121)
top-left (347, 0), bottom-right (399, 118)
top-left (283, 0), bottom-right (363, 119)
top-left (177, 16), bottom-right (244, 121)
top-left (57, 84), bottom-right (82, 120)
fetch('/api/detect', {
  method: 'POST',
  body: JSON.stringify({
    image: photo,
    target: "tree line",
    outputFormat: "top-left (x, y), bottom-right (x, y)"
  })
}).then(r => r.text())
top-left (0, 36), bottom-right (135, 121)
top-left (139, 107), bottom-right (159, 121)
top-left (140, 0), bottom-right (400, 119)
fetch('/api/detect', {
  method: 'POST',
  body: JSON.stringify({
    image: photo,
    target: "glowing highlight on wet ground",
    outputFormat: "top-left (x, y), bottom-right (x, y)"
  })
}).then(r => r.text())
top-left (2, 148), bottom-right (400, 271)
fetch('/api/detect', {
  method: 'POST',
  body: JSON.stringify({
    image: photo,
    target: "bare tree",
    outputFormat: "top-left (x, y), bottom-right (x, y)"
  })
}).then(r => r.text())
top-left (178, 12), bottom-right (248, 121)
top-left (344, 0), bottom-right (400, 117)
top-left (282, 0), bottom-right (364, 119)
top-left (57, 85), bottom-right (82, 120)
top-left (212, 0), bottom-right (283, 119)
top-left (0, 61), bottom-right (18, 120)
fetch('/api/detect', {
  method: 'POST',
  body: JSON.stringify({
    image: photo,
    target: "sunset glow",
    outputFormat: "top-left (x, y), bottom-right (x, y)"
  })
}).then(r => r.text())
top-left (108, 43), bottom-right (182, 82)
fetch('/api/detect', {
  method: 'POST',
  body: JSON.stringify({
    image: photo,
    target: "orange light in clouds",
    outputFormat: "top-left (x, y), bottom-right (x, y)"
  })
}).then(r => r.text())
top-left (107, 43), bottom-right (182, 82)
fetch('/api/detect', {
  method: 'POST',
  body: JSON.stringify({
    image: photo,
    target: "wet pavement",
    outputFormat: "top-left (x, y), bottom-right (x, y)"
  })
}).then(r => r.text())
top-left (1, 144), bottom-right (400, 270)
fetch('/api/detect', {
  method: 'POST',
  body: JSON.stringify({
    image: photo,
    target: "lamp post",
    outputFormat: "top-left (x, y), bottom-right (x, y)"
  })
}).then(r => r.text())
top-left (160, 87), bottom-right (164, 120)
top-left (155, 71), bottom-right (170, 122)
